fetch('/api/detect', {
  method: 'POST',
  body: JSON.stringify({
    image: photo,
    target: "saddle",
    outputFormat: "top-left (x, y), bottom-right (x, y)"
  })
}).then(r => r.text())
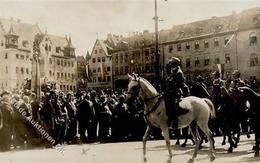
top-left (165, 97), bottom-right (189, 127)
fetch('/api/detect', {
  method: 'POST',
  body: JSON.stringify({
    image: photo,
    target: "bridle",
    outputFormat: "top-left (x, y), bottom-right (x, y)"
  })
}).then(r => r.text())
top-left (127, 77), bottom-right (163, 118)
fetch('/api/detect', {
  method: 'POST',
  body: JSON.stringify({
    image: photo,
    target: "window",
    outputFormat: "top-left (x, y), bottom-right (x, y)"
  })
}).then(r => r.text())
top-left (214, 57), bottom-right (220, 64)
top-left (64, 61), bottom-right (67, 67)
top-left (68, 73), bottom-right (70, 78)
top-left (107, 66), bottom-right (111, 72)
top-left (16, 67), bottom-right (19, 73)
top-left (186, 58), bottom-right (191, 68)
top-left (22, 40), bottom-right (28, 47)
top-left (68, 61), bottom-right (70, 67)
top-left (224, 37), bottom-right (229, 45)
top-left (102, 57), bottom-right (105, 62)
top-left (65, 73), bottom-right (67, 79)
top-left (250, 32), bottom-right (257, 46)
top-left (26, 55), bottom-right (29, 60)
top-left (49, 45), bottom-right (51, 51)
top-left (115, 67), bottom-right (119, 75)
top-left (195, 41), bottom-right (200, 49)
top-left (168, 45), bottom-right (173, 53)
top-left (20, 55), bottom-right (24, 60)
top-left (120, 66), bottom-right (124, 74)
top-left (95, 50), bottom-right (97, 54)
top-left (16, 54), bottom-right (19, 59)
top-left (107, 76), bottom-right (111, 82)
top-left (56, 47), bottom-right (61, 53)
top-left (61, 60), bottom-right (63, 66)
top-left (49, 70), bottom-right (52, 76)
top-left (97, 57), bottom-right (101, 62)
top-left (225, 53), bottom-right (231, 64)
top-left (195, 57), bottom-right (200, 67)
top-left (57, 59), bottom-right (60, 65)
top-left (71, 61), bottom-right (74, 67)
top-left (92, 58), bottom-right (96, 63)
top-left (98, 77), bottom-right (102, 82)
top-left (49, 58), bottom-right (52, 64)
top-left (98, 67), bottom-right (101, 72)
top-left (204, 40), bottom-right (209, 48)
top-left (61, 73), bottom-right (63, 78)
top-left (204, 57), bottom-right (210, 66)
top-left (57, 72), bottom-right (60, 78)
top-left (186, 43), bottom-right (190, 50)
top-left (125, 53), bottom-right (128, 62)
top-left (93, 68), bottom-right (96, 73)
top-left (177, 44), bottom-right (182, 51)
top-left (250, 53), bottom-right (258, 66)
top-left (26, 68), bottom-right (29, 74)
top-left (21, 67), bottom-right (24, 74)
top-left (125, 66), bottom-right (129, 73)
top-left (99, 49), bottom-right (102, 53)
top-left (4, 53), bottom-right (8, 59)
top-left (214, 38), bottom-right (219, 47)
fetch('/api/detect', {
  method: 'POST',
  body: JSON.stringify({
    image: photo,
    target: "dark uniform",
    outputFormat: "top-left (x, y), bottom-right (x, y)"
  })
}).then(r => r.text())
top-left (165, 57), bottom-right (189, 128)
top-left (0, 92), bottom-right (14, 151)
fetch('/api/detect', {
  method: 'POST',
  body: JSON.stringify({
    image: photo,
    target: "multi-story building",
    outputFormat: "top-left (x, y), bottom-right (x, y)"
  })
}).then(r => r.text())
top-left (163, 7), bottom-right (260, 82)
top-left (35, 33), bottom-right (77, 92)
top-left (87, 39), bottom-right (113, 89)
top-left (0, 18), bottom-right (42, 91)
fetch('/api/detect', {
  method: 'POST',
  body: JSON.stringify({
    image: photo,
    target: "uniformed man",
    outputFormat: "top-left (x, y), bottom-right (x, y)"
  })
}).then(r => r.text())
top-left (212, 71), bottom-right (225, 108)
top-left (165, 57), bottom-right (189, 128)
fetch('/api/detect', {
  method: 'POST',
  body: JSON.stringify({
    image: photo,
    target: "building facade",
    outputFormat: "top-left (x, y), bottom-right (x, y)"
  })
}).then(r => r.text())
top-left (87, 39), bottom-right (113, 89)
top-left (0, 18), bottom-right (42, 91)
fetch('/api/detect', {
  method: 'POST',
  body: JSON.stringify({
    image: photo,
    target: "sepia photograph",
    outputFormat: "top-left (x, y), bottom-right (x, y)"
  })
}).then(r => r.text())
top-left (0, 0), bottom-right (260, 162)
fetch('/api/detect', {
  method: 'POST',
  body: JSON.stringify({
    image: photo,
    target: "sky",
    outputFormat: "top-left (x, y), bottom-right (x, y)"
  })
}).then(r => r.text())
top-left (0, 0), bottom-right (260, 56)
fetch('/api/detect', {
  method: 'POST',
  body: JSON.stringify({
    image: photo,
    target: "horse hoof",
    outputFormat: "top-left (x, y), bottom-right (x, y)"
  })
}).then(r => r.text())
top-left (210, 155), bottom-right (216, 162)
top-left (181, 143), bottom-right (186, 147)
top-left (176, 141), bottom-right (180, 145)
top-left (228, 147), bottom-right (233, 153)
top-left (234, 143), bottom-right (238, 148)
top-left (188, 158), bottom-right (194, 163)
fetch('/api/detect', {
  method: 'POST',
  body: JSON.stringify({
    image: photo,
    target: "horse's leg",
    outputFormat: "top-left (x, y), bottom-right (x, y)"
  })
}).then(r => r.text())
top-left (161, 127), bottom-right (173, 160)
top-left (189, 122), bottom-right (200, 162)
top-left (143, 125), bottom-right (152, 161)
top-left (197, 122), bottom-right (216, 162)
top-left (227, 131), bottom-right (234, 153)
top-left (222, 134), bottom-right (226, 145)
top-left (175, 129), bottom-right (181, 145)
top-left (181, 127), bottom-right (189, 147)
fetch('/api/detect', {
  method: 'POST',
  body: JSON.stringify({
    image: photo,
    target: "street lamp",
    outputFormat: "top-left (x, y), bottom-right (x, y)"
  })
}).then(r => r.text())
top-left (154, 0), bottom-right (167, 83)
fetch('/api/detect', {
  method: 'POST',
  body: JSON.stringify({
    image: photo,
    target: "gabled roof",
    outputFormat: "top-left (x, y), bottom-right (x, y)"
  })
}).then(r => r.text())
top-left (0, 17), bottom-right (42, 49)
top-left (91, 39), bottom-right (112, 57)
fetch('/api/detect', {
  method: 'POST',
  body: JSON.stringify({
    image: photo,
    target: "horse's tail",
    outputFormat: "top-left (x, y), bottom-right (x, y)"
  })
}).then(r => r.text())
top-left (203, 98), bottom-right (216, 119)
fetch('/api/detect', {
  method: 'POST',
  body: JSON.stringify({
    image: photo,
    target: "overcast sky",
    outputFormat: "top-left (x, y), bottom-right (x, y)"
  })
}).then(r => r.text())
top-left (1, 0), bottom-right (260, 56)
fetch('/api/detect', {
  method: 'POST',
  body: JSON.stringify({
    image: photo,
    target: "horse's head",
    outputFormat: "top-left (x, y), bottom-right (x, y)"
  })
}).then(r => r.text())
top-left (125, 73), bottom-right (141, 103)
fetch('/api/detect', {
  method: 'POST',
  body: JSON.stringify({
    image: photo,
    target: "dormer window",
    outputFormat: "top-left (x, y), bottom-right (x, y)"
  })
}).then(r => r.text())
top-left (56, 47), bottom-right (61, 53)
top-left (249, 32), bottom-right (257, 46)
top-left (22, 40), bottom-right (29, 47)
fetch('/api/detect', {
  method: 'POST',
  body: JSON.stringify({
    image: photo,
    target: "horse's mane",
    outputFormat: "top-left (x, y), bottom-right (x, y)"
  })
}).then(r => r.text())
top-left (139, 77), bottom-right (158, 95)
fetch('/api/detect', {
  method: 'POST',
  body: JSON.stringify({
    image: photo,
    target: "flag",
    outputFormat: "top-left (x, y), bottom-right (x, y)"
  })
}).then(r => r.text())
top-left (100, 63), bottom-right (104, 79)
top-left (224, 34), bottom-right (235, 48)
top-left (86, 65), bottom-right (89, 78)
top-left (217, 64), bottom-right (224, 79)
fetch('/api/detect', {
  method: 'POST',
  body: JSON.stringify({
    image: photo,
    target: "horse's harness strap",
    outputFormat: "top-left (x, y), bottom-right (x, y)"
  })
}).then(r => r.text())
top-left (144, 95), bottom-right (163, 118)
top-left (143, 94), bottom-right (161, 102)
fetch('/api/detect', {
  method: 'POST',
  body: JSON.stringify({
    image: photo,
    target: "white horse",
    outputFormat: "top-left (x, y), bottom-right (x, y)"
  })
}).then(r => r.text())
top-left (126, 74), bottom-right (216, 162)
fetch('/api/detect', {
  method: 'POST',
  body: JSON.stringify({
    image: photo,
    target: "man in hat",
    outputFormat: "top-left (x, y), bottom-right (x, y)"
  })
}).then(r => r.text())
top-left (0, 91), bottom-right (13, 151)
top-left (164, 57), bottom-right (190, 127)
top-left (229, 70), bottom-right (245, 92)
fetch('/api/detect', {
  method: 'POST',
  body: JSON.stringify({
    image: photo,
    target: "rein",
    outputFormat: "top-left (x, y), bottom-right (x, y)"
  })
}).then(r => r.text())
top-left (143, 94), bottom-right (163, 117)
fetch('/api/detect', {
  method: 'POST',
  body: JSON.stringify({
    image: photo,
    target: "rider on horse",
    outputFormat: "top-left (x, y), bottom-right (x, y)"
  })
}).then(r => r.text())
top-left (164, 57), bottom-right (189, 127)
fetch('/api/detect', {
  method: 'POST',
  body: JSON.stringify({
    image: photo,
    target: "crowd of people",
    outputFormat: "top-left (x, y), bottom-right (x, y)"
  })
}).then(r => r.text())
top-left (0, 57), bottom-right (259, 153)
